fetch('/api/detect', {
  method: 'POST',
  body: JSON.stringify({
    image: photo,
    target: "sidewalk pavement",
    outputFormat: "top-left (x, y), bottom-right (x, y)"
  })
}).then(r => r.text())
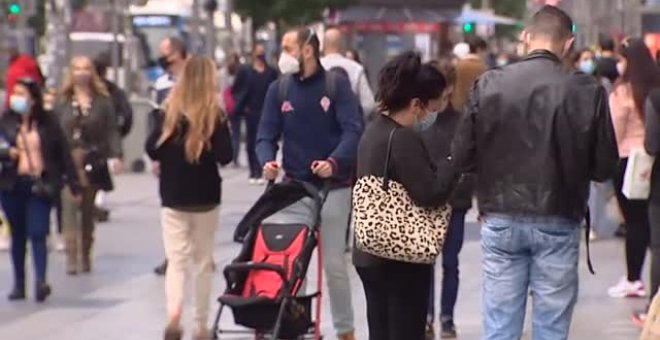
top-left (0, 170), bottom-right (646, 339)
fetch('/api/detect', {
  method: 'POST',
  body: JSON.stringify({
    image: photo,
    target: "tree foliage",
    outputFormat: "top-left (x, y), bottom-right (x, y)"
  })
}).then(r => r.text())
top-left (236, 0), bottom-right (353, 30)
top-left (469, 0), bottom-right (526, 19)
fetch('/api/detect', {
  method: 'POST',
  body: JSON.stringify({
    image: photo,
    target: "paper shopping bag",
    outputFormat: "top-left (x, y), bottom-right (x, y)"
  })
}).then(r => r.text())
top-left (622, 148), bottom-right (655, 200)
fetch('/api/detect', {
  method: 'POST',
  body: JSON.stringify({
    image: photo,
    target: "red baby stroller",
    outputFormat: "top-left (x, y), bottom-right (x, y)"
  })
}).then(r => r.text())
top-left (212, 180), bottom-right (329, 340)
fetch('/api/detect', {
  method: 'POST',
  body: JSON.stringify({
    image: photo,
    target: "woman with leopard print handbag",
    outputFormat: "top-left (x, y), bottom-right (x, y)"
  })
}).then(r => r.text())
top-left (352, 51), bottom-right (457, 340)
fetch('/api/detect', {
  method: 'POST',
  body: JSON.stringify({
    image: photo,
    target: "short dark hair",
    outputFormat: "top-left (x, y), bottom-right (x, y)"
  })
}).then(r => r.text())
top-left (296, 27), bottom-right (321, 59)
top-left (376, 51), bottom-right (447, 114)
top-left (167, 36), bottom-right (188, 58)
top-left (528, 5), bottom-right (573, 42)
top-left (467, 36), bottom-right (487, 54)
top-left (94, 52), bottom-right (110, 79)
top-left (599, 36), bottom-right (615, 52)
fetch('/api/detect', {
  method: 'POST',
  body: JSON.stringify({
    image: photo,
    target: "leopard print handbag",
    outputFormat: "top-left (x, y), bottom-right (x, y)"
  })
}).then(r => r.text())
top-left (352, 128), bottom-right (452, 264)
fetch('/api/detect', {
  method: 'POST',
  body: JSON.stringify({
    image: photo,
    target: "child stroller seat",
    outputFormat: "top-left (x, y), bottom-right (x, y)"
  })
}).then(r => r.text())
top-left (213, 180), bottom-right (328, 340)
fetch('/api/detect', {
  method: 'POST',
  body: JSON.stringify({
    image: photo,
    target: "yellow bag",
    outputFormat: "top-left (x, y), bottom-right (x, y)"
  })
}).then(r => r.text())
top-left (641, 290), bottom-right (660, 340)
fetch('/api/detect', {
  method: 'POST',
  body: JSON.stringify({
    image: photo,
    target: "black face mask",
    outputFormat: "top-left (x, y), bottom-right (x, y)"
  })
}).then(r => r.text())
top-left (158, 56), bottom-right (171, 70)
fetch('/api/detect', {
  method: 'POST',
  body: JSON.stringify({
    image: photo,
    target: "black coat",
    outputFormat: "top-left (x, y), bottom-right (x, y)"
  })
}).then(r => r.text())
top-left (452, 50), bottom-right (619, 221)
top-left (145, 113), bottom-right (233, 208)
top-left (0, 111), bottom-right (81, 195)
top-left (421, 107), bottom-right (475, 210)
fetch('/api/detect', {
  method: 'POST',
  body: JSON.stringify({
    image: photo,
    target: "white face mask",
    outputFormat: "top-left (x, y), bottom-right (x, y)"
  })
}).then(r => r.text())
top-left (278, 52), bottom-right (300, 74)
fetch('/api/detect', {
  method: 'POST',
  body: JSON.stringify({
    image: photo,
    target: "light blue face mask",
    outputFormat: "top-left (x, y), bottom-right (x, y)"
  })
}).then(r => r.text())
top-left (9, 96), bottom-right (30, 115)
top-left (414, 110), bottom-right (438, 132)
top-left (579, 59), bottom-right (595, 75)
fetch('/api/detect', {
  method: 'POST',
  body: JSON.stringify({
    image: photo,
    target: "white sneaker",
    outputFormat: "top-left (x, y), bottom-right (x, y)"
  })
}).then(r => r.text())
top-left (256, 178), bottom-right (267, 186)
top-left (248, 178), bottom-right (258, 185)
top-left (607, 277), bottom-right (646, 298)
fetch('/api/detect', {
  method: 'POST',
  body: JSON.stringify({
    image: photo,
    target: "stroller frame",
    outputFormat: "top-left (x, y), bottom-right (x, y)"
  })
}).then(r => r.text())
top-left (212, 180), bottom-right (329, 340)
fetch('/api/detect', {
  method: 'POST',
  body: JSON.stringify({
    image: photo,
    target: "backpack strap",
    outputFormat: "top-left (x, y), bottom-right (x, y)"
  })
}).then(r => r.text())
top-left (277, 74), bottom-right (293, 105)
top-left (325, 70), bottom-right (338, 102)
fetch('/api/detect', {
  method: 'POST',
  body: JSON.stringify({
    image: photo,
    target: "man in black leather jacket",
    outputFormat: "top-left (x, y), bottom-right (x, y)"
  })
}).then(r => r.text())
top-left (452, 6), bottom-right (618, 340)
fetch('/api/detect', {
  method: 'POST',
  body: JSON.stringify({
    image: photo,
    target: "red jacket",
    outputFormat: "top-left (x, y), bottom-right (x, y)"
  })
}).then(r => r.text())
top-left (5, 55), bottom-right (44, 108)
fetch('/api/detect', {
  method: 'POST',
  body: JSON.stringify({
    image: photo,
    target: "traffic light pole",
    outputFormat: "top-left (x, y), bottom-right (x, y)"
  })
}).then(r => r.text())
top-left (15, 0), bottom-right (27, 53)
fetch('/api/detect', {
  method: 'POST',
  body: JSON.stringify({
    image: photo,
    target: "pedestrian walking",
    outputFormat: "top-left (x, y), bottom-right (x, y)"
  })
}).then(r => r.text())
top-left (452, 6), bottom-right (618, 340)
top-left (4, 43), bottom-right (44, 109)
top-left (353, 51), bottom-right (456, 340)
top-left (322, 28), bottom-right (376, 120)
top-left (643, 87), bottom-right (660, 324)
top-left (146, 56), bottom-right (233, 340)
top-left (56, 56), bottom-right (123, 275)
top-left (452, 36), bottom-right (488, 113)
top-left (257, 27), bottom-right (363, 340)
top-left (152, 37), bottom-right (189, 277)
top-left (607, 38), bottom-right (660, 299)
top-left (231, 44), bottom-right (278, 184)
top-left (93, 53), bottom-right (135, 223)
top-left (422, 54), bottom-right (474, 339)
top-left (1, 78), bottom-right (80, 302)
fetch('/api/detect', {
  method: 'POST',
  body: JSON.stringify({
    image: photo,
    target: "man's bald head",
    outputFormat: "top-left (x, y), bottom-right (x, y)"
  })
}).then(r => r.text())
top-left (324, 28), bottom-right (343, 55)
top-left (158, 37), bottom-right (187, 76)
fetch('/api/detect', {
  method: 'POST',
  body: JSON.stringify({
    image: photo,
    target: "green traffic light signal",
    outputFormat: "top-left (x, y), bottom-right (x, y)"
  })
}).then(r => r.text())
top-left (572, 24), bottom-right (577, 33)
top-left (463, 23), bottom-right (474, 33)
top-left (8, 3), bottom-right (20, 15)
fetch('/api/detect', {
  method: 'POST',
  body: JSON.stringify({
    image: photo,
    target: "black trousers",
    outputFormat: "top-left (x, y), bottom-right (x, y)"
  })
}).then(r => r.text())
top-left (357, 262), bottom-right (432, 340)
top-left (614, 158), bottom-right (650, 282)
top-left (649, 201), bottom-right (660, 299)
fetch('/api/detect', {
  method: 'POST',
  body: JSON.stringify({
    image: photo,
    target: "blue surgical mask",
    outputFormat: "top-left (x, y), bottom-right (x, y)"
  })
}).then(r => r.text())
top-left (9, 95), bottom-right (30, 115)
top-left (579, 59), bottom-right (595, 74)
top-left (414, 110), bottom-right (438, 132)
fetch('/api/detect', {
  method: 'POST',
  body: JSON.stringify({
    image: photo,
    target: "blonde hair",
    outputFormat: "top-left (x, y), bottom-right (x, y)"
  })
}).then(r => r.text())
top-left (158, 56), bottom-right (224, 163)
top-left (60, 56), bottom-right (109, 99)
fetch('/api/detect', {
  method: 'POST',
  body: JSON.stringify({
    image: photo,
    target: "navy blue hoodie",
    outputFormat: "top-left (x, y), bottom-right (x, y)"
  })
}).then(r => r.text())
top-left (256, 67), bottom-right (363, 186)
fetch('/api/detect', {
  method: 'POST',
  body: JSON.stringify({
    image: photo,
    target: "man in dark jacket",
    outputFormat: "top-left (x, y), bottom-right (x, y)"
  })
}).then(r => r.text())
top-left (94, 53), bottom-right (133, 139)
top-left (452, 6), bottom-right (618, 340)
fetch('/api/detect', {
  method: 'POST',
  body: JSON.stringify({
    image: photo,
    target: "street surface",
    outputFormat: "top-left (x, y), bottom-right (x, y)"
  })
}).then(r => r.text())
top-left (0, 167), bottom-right (646, 339)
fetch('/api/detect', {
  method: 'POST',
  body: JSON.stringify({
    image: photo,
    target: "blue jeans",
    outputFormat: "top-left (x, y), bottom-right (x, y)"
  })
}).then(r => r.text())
top-left (428, 208), bottom-right (467, 322)
top-left (481, 214), bottom-right (580, 340)
top-left (1, 177), bottom-right (53, 286)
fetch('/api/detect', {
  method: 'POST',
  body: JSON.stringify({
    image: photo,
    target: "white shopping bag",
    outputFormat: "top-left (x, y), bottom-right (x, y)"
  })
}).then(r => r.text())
top-left (622, 148), bottom-right (655, 200)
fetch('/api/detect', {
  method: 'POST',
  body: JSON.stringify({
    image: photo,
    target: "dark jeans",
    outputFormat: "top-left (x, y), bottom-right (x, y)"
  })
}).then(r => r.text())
top-left (614, 158), bottom-right (650, 282)
top-left (649, 202), bottom-right (660, 299)
top-left (357, 262), bottom-right (432, 340)
top-left (428, 208), bottom-right (467, 322)
top-left (230, 111), bottom-right (262, 179)
top-left (1, 177), bottom-right (52, 285)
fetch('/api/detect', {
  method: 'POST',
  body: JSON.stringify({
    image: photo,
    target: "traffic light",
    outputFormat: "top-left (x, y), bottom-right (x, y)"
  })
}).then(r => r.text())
top-left (463, 23), bottom-right (474, 34)
top-left (7, 2), bottom-right (20, 15)
top-left (572, 24), bottom-right (577, 33)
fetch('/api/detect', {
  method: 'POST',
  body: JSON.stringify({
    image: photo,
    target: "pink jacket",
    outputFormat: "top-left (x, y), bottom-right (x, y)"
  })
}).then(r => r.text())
top-left (609, 83), bottom-right (644, 158)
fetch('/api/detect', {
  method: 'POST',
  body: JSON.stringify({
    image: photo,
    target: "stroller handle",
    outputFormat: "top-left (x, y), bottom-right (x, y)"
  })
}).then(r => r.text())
top-left (265, 179), bottom-right (332, 208)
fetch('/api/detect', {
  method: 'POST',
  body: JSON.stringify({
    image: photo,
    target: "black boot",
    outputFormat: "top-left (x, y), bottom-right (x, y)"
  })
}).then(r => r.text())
top-left (154, 260), bottom-right (168, 276)
top-left (35, 282), bottom-right (51, 303)
top-left (7, 283), bottom-right (25, 301)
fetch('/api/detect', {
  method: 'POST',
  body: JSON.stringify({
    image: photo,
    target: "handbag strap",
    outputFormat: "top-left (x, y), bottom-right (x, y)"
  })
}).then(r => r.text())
top-left (17, 126), bottom-right (40, 179)
top-left (382, 128), bottom-right (397, 191)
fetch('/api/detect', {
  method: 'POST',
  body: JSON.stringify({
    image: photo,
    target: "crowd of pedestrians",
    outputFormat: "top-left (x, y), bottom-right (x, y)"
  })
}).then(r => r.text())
top-left (6, 3), bottom-right (660, 340)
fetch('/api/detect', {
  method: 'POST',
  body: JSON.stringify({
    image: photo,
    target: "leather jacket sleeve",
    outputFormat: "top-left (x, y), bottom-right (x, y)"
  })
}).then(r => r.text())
top-left (451, 82), bottom-right (479, 174)
top-left (591, 86), bottom-right (619, 182)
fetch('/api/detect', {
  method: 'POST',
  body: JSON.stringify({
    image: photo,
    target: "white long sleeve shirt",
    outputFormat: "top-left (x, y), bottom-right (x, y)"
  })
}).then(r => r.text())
top-left (321, 53), bottom-right (376, 118)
